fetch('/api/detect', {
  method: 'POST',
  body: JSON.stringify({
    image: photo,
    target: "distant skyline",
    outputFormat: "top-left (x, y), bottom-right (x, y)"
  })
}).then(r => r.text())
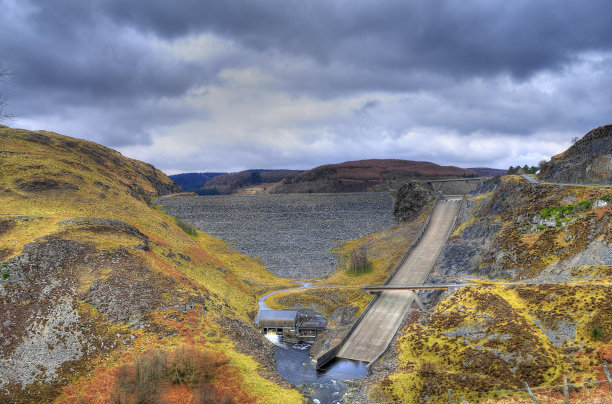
top-left (1, 0), bottom-right (611, 174)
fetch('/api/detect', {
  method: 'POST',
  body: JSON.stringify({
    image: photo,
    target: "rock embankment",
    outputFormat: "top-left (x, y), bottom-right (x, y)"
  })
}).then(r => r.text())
top-left (156, 193), bottom-right (396, 278)
top-left (393, 181), bottom-right (435, 222)
top-left (540, 124), bottom-right (612, 185)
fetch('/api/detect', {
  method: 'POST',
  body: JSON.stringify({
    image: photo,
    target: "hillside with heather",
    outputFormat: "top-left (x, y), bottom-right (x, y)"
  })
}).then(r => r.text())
top-left (364, 174), bottom-right (611, 402)
top-left (0, 126), bottom-right (300, 403)
top-left (271, 159), bottom-right (478, 194)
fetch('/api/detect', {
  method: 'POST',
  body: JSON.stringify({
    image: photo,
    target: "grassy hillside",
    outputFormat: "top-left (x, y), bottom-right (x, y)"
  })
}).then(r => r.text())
top-left (0, 126), bottom-right (300, 403)
top-left (271, 159), bottom-right (477, 194)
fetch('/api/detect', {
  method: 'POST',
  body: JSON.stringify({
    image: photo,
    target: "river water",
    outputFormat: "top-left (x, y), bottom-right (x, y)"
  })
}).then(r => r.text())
top-left (266, 334), bottom-right (366, 403)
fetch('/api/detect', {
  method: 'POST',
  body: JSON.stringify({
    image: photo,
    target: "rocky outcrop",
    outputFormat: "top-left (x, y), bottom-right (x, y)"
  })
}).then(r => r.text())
top-left (393, 182), bottom-right (435, 222)
top-left (432, 177), bottom-right (611, 280)
top-left (540, 124), bottom-right (612, 185)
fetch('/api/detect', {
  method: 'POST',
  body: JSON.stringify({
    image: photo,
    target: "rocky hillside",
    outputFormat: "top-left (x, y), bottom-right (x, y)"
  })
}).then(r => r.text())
top-left (540, 124), bottom-right (612, 185)
top-left (365, 175), bottom-right (611, 402)
top-left (271, 159), bottom-right (477, 194)
top-left (393, 181), bottom-right (435, 222)
top-left (434, 176), bottom-right (611, 280)
top-left (0, 126), bottom-right (300, 403)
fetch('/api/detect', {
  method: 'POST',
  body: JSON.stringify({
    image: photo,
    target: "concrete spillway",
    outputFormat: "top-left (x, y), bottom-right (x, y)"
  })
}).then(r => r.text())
top-left (335, 198), bottom-right (462, 363)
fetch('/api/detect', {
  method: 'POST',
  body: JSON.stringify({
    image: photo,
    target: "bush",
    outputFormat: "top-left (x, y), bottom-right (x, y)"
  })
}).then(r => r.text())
top-left (168, 345), bottom-right (214, 387)
top-left (578, 200), bottom-right (592, 211)
top-left (112, 346), bottom-right (217, 404)
top-left (539, 200), bottom-right (594, 220)
top-left (591, 327), bottom-right (603, 340)
top-left (347, 247), bottom-right (372, 275)
top-left (112, 349), bottom-right (166, 404)
top-left (600, 194), bottom-right (611, 202)
top-left (1, 272), bottom-right (8, 279)
top-left (175, 218), bottom-right (198, 237)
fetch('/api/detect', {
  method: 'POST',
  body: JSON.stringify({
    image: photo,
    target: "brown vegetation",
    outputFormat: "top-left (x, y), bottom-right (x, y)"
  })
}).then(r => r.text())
top-left (111, 346), bottom-right (235, 404)
top-left (272, 159), bottom-right (477, 193)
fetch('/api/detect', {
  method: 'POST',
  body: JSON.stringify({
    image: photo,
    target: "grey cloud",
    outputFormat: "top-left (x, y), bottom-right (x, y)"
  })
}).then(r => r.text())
top-left (1, 0), bottom-right (611, 171)
top-left (101, 0), bottom-right (612, 79)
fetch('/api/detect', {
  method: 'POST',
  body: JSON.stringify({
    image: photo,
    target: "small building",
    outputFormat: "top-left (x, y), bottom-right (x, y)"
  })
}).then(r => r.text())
top-left (257, 309), bottom-right (327, 343)
top-left (258, 310), bottom-right (298, 332)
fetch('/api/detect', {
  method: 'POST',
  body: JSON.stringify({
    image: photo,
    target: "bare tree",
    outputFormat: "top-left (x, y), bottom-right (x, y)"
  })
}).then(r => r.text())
top-left (0, 67), bottom-right (15, 122)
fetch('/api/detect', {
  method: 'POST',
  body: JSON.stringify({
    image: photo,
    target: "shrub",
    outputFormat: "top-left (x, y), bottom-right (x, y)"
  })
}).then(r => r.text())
top-left (112, 349), bottom-right (166, 404)
top-left (1, 272), bottom-right (8, 279)
top-left (578, 200), bottom-right (592, 211)
top-left (347, 246), bottom-right (372, 275)
top-left (168, 345), bottom-right (214, 387)
top-left (591, 327), bottom-right (603, 341)
top-left (600, 194), bottom-right (611, 202)
top-left (112, 346), bottom-right (217, 403)
top-left (418, 361), bottom-right (437, 376)
top-left (175, 218), bottom-right (198, 237)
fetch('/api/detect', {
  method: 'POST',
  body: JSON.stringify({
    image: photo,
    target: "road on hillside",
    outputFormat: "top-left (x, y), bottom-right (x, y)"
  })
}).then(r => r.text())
top-left (336, 198), bottom-right (462, 363)
top-left (520, 174), bottom-right (611, 187)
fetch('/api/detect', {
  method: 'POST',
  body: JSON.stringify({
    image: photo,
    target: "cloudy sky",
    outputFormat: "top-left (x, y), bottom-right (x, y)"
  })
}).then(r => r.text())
top-left (1, 0), bottom-right (611, 173)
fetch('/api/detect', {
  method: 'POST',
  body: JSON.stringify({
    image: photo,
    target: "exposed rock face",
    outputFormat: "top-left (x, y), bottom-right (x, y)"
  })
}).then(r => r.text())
top-left (393, 182), bottom-right (435, 222)
top-left (540, 124), bottom-right (612, 185)
top-left (432, 177), bottom-right (611, 280)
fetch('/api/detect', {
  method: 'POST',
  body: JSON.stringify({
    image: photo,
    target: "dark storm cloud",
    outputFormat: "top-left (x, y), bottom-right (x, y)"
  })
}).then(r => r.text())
top-left (1, 0), bottom-right (235, 105)
top-left (101, 0), bottom-right (612, 80)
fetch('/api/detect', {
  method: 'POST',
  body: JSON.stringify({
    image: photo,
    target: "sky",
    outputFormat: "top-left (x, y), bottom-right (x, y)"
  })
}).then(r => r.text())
top-left (1, 0), bottom-right (611, 174)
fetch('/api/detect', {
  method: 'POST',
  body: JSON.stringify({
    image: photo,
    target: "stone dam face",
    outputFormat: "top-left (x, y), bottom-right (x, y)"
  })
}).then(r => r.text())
top-left (156, 193), bottom-right (396, 278)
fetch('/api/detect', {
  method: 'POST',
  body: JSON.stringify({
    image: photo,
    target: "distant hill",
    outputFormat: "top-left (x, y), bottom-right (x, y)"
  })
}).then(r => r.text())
top-left (539, 124), bottom-right (612, 185)
top-left (467, 167), bottom-right (507, 177)
top-left (169, 172), bottom-right (225, 192)
top-left (271, 159), bottom-right (478, 194)
top-left (198, 169), bottom-right (302, 195)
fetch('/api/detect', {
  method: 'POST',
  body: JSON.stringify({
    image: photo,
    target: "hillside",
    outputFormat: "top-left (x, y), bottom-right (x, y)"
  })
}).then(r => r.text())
top-left (0, 126), bottom-right (300, 403)
top-left (539, 124), bottom-right (612, 185)
top-left (468, 167), bottom-right (507, 177)
top-left (169, 172), bottom-right (224, 192)
top-left (197, 169), bottom-right (302, 195)
top-left (271, 159), bottom-right (477, 194)
top-left (364, 175), bottom-right (611, 402)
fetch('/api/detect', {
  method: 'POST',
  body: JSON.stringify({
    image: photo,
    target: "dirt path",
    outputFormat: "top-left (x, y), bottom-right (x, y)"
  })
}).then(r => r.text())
top-left (255, 281), bottom-right (312, 324)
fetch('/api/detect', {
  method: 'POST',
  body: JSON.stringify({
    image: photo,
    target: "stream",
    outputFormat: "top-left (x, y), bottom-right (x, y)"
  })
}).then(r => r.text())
top-left (259, 283), bottom-right (367, 403)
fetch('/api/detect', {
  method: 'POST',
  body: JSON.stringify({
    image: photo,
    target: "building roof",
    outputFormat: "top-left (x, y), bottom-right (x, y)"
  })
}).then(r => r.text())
top-left (258, 310), bottom-right (297, 321)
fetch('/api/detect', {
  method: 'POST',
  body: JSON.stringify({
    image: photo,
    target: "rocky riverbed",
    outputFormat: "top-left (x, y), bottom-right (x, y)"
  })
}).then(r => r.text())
top-left (156, 193), bottom-right (396, 278)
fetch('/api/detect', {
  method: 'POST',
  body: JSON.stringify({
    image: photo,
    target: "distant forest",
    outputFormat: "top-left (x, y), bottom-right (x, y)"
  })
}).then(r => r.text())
top-left (199, 169), bottom-right (302, 194)
top-left (169, 172), bottom-right (224, 192)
